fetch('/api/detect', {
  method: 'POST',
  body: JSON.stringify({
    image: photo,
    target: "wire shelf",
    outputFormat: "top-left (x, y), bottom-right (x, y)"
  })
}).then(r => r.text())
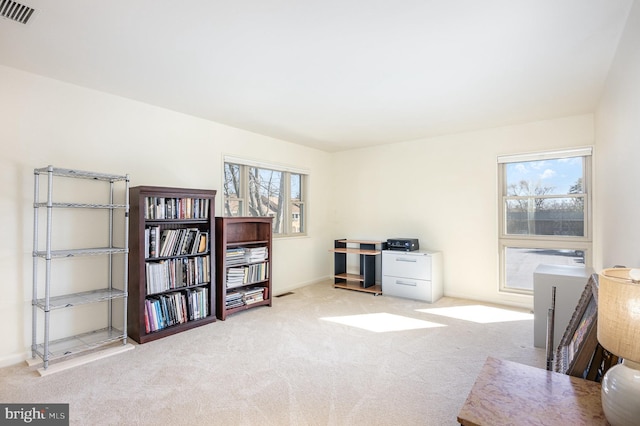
top-left (34, 288), bottom-right (126, 310)
top-left (34, 166), bottom-right (128, 182)
top-left (34, 328), bottom-right (126, 361)
top-left (34, 202), bottom-right (127, 209)
top-left (33, 247), bottom-right (128, 258)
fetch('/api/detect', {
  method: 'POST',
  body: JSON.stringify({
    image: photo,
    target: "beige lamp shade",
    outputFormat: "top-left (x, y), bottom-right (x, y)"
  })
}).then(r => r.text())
top-left (597, 268), bottom-right (640, 362)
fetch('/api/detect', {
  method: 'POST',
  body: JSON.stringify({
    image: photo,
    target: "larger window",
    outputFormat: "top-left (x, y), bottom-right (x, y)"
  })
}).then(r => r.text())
top-left (223, 157), bottom-right (307, 237)
top-left (498, 148), bottom-right (592, 294)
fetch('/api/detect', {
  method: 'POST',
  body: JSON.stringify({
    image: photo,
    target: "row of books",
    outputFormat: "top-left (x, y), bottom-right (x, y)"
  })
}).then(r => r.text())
top-left (144, 287), bottom-right (209, 333)
top-left (145, 256), bottom-right (210, 294)
top-left (225, 247), bottom-right (247, 266)
top-left (225, 287), bottom-right (267, 309)
top-left (225, 246), bottom-right (268, 266)
top-left (146, 226), bottom-right (208, 258)
top-left (226, 262), bottom-right (269, 288)
top-left (144, 196), bottom-right (210, 220)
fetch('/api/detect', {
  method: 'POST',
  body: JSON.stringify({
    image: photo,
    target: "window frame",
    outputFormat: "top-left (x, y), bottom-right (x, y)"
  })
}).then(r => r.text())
top-left (497, 148), bottom-right (593, 295)
top-left (223, 156), bottom-right (308, 238)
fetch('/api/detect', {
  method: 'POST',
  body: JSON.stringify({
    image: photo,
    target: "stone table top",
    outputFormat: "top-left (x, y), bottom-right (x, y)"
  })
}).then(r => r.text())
top-left (457, 356), bottom-right (608, 426)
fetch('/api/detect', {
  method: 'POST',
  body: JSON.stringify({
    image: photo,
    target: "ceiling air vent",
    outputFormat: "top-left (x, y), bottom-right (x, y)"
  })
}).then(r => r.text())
top-left (0, 0), bottom-right (35, 24)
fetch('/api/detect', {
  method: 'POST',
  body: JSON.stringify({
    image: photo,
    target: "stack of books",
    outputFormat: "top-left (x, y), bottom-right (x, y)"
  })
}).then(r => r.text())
top-left (226, 268), bottom-right (245, 288)
top-left (225, 247), bottom-right (247, 266)
top-left (145, 256), bottom-right (210, 294)
top-left (144, 197), bottom-right (210, 220)
top-left (186, 287), bottom-right (209, 321)
top-left (144, 287), bottom-right (209, 333)
top-left (245, 262), bottom-right (268, 283)
top-left (145, 227), bottom-right (208, 259)
top-left (144, 292), bottom-right (188, 333)
top-left (225, 290), bottom-right (244, 309)
top-left (245, 246), bottom-right (268, 262)
top-left (225, 262), bottom-right (268, 288)
top-left (243, 287), bottom-right (265, 305)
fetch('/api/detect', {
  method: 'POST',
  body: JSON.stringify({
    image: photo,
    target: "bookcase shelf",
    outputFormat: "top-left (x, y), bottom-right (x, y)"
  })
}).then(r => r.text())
top-left (128, 186), bottom-right (217, 344)
top-left (31, 165), bottom-right (130, 371)
top-left (215, 217), bottom-right (273, 320)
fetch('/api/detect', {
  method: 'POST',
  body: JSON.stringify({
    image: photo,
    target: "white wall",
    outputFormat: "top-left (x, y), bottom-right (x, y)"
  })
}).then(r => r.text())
top-left (331, 115), bottom-right (594, 308)
top-left (595, 0), bottom-right (640, 270)
top-left (0, 65), bottom-right (333, 366)
top-left (2, 0), bottom-right (638, 366)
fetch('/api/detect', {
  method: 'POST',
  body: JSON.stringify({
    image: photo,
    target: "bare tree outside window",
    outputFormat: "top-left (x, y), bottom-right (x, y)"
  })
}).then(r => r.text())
top-left (290, 173), bottom-right (303, 233)
top-left (504, 161), bottom-right (585, 237)
top-left (224, 163), bottom-right (242, 216)
top-left (248, 167), bottom-right (284, 233)
top-left (223, 160), bottom-right (307, 236)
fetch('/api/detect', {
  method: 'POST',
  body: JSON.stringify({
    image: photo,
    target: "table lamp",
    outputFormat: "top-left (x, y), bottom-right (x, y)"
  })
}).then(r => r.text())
top-left (597, 268), bottom-right (640, 426)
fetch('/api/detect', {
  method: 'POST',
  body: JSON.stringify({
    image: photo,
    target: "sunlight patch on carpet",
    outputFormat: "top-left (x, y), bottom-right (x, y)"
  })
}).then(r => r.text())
top-left (320, 312), bottom-right (446, 332)
top-left (416, 305), bottom-right (533, 323)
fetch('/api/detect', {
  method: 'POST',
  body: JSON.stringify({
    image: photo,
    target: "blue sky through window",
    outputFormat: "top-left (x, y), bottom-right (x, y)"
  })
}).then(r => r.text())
top-left (506, 157), bottom-right (582, 195)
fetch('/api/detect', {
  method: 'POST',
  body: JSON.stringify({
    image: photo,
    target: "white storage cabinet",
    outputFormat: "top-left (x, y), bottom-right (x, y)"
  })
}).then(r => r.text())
top-left (382, 250), bottom-right (443, 302)
top-left (533, 264), bottom-right (594, 349)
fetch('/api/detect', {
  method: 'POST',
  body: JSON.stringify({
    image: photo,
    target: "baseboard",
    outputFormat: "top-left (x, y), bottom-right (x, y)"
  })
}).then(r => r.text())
top-left (0, 351), bottom-right (32, 369)
top-left (274, 276), bottom-right (330, 296)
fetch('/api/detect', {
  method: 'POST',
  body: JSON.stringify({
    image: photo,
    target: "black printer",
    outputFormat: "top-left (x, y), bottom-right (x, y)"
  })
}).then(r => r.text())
top-left (386, 238), bottom-right (419, 251)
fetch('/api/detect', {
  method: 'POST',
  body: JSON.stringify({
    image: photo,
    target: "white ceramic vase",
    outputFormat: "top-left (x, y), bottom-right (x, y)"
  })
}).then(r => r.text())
top-left (601, 359), bottom-right (640, 426)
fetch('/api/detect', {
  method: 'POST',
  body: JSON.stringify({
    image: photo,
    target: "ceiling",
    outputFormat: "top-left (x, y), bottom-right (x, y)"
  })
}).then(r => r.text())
top-left (0, 1), bottom-right (634, 152)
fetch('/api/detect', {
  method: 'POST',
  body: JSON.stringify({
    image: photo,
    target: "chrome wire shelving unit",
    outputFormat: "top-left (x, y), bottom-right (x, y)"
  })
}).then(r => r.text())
top-left (32, 165), bottom-right (130, 371)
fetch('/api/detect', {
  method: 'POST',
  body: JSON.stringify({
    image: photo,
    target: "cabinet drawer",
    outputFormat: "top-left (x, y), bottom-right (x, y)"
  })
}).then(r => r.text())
top-left (382, 252), bottom-right (431, 279)
top-left (382, 276), bottom-right (434, 302)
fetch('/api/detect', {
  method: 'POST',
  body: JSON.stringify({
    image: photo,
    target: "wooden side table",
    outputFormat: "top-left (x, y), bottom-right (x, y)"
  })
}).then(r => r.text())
top-left (457, 357), bottom-right (608, 425)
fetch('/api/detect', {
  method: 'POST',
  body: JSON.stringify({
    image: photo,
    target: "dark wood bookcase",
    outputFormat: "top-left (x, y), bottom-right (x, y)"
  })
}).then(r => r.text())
top-left (128, 186), bottom-right (217, 343)
top-left (215, 217), bottom-right (272, 320)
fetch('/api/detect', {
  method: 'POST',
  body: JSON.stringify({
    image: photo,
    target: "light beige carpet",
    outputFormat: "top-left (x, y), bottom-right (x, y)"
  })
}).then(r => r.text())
top-left (0, 280), bottom-right (545, 425)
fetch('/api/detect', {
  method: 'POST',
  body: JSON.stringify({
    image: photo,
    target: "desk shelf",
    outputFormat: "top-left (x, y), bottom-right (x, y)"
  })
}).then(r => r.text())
top-left (329, 239), bottom-right (385, 295)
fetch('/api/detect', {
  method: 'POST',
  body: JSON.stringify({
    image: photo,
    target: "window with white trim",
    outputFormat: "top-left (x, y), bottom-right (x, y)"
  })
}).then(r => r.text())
top-left (498, 148), bottom-right (592, 294)
top-left (223, 157), bottom-right (307, 237)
